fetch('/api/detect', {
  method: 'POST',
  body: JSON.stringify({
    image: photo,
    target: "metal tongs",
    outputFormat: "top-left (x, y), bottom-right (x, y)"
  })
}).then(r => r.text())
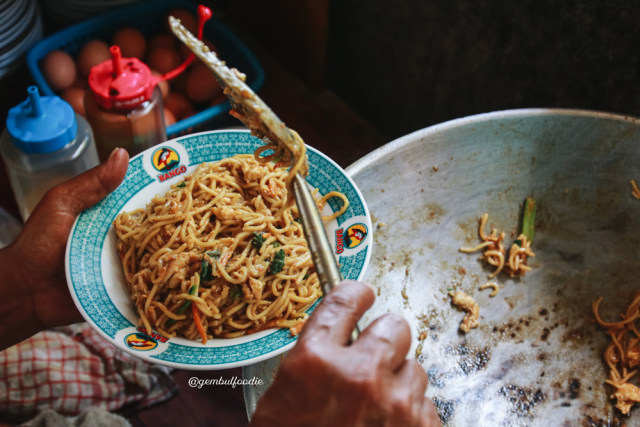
top-left (169, 17), bottom-right (359, 341)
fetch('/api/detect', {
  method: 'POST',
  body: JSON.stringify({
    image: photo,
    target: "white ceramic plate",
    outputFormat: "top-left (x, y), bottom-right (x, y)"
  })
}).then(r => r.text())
top-left (65, 129), bottom-right (372, 370)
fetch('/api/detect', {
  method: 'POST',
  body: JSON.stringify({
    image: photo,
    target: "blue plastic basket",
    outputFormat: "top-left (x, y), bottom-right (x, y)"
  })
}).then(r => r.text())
top-left (26, 0), bottom-right (264, 138)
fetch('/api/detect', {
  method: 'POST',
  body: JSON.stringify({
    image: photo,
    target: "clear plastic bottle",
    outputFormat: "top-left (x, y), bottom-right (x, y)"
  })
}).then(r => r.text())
top-left (0, 86), bottom-right (99, 221)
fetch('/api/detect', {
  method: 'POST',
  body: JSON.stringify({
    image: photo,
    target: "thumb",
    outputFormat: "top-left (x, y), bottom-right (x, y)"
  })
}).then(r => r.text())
top-left (30, 147), bottom-right (129, 220)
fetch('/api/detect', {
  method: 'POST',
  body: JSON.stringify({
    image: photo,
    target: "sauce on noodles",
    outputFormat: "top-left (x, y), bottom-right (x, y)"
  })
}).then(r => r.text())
top-left (114, 154), bottom-right (347, 343)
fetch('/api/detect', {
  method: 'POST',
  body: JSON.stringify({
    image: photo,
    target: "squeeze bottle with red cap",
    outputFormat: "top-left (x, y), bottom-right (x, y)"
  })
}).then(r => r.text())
top-left (0, 86), bottom-right (99, 220)
top-left (84, 6), bottom-right (212, 161)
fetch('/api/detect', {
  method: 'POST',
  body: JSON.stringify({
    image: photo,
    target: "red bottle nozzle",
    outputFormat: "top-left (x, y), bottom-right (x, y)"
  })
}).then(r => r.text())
top-left (197, 5), bottom-right (213, 31)
top-left (110, 45), bottom-right (123, 77)
top-left (160, 5), bottom-right (213, 81)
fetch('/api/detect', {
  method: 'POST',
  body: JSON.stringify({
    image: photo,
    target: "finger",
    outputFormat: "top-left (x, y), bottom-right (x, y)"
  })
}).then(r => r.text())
top-left (395, 359), bottom-right (428, 402)
top-left (299, 280), bottom-right (375, 346)
top-left (53, 148), bottom-right (129, 216)
top-left (419, 397), bottom-right (440, 427)
top-left (390, 359), bottom-right (431, 426)
top-left (352, 313), bottom-right (412, 370)
top-left (40, 147), bottom-right (129, 217)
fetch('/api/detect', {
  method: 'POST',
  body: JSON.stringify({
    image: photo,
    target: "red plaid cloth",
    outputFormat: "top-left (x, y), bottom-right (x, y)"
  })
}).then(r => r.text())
top-left (0, 323), bottom-right (177, 424)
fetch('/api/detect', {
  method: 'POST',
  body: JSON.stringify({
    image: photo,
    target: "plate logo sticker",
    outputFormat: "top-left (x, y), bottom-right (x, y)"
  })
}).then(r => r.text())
top-left (123, 327), bottom-right (169, 351)
top-left (151, 146), bottom-right (187, 182)
top-left (124, 332), bottom-right (158, 351)
top-left (335, 223), bottom-right (368, 254)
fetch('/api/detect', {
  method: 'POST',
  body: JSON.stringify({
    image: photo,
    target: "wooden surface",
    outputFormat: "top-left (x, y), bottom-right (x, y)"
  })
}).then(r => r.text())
top-left (0, 16), bottom-right (386, 427)
top-left (128, 369), bottom-right (248, 427)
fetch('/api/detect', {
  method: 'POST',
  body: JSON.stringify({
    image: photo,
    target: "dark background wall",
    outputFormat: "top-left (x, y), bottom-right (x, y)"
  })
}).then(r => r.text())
top-left (326, 1), bottom-right (640, 139)
top-left (7, 1), bottom-right (640, 148)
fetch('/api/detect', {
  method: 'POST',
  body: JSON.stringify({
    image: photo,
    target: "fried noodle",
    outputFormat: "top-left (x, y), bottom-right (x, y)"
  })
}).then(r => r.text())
top-left (593, 292), bottom-right (640, 414)
top-left (114, 154), bottom-right (345, 343)
top-left (459, 213), bottom-right (535, 278)
top-left (631, 179), bottom-right (640, 200)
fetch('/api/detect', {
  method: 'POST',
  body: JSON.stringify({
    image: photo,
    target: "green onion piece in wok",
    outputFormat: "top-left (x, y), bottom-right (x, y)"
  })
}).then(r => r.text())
top-left (515, 197), bottom-right (536, 246)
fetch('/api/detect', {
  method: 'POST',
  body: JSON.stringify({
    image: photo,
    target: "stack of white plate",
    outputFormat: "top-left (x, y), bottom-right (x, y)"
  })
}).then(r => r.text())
top-left (38, 0), bottom-right (142, 26)
top-left (0, 0), bottom-right (43, 79)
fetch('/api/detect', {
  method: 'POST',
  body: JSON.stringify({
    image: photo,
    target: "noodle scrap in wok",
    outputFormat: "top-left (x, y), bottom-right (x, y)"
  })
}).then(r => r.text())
top-left (631, 179), bottom-right (640, 200)
top-left (459, 212), bottom-right (535, 279)
top-left (593, 292), bottom-right (640, 415)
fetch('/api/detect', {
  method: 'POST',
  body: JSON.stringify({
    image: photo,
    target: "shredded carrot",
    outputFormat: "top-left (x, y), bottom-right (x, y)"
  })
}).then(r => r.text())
top-left (268, 179), bottom-right (278, 198)
top-left (192, 303), bottom-right (208, 345)
top-left (289, 319), bottom-right (307, 337)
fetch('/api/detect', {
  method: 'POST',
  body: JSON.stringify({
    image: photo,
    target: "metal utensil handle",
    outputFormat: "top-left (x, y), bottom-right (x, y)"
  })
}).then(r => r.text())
top-left (293, 174), bottom-right (360, 342)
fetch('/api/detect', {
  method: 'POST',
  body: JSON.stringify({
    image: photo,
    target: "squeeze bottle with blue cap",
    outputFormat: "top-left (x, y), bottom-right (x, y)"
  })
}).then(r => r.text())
top-left (0, 86), bottom-right (99, 221)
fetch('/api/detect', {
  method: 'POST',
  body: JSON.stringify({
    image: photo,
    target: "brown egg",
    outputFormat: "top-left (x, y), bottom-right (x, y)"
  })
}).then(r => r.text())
top-left (41, 50), bottom-right (77, 91)
top-left (77, 40), bottom-right (111, 77)
top-left (167, 9), bottom-right (198, 34)
top-left (185, 64), bottom-right (222, 103)
top-left (164, 91), bottom-right (195, 120)
top-left (210, 92), bottom-right (227, 107)
top-left (61, 86), bottom-right (86, 116)
top-left (163, 108), bottom-right (177, 127)
top-left (70, 76), bottom-right (88, 89)
top-left (147, 34), bottom-right (176, 52)
top-left (147, 46), bottom-right (181, 75)
top-left (112, 27), bottom-right (146, 59)
top-left (169, 71), bottom-right (188, 92)
top-left (151, 70), bottom-right (169, 98)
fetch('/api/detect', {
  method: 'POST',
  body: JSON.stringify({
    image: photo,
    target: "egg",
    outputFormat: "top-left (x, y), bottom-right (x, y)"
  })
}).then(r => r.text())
top-left (169, 71), bottom-right (188, 93)
top-left (184, 64), bottom-right (222, 103)
top-left (163, 108), bottom-right (177, 127)
top-left (61, 86), bottom-right (86, 116)
top-left (210, 92), bottom-right (227, 107)
top-left (41, 50), bottom-right (77, 91)
top-left (147, 46), bottom-right (181, 74)
top-left (151, 70), bottom-right (170, 98)
top-left (147, 34), bottom-right (176, 52)
top-left (70, 76), bottom-right (88, 89)
top-left (164, 91), bottom-right (195, 120)
top-left (77, 40), bottom-right (111, 77)
top-left (167, 9), bottom-right (198, 34)
top-left (112, 28), bottom-right (146, 59)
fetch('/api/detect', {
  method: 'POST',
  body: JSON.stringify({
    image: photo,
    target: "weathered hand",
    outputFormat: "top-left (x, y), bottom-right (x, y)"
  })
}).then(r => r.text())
top-left (0, 148), bottom-right (129, 350)
top-left (250, 280), bottom-right (440, 427)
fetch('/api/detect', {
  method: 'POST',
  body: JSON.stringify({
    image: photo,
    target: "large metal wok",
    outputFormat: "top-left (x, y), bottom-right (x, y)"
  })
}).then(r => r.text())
top-left (243, 109), bottom-right (640, 425)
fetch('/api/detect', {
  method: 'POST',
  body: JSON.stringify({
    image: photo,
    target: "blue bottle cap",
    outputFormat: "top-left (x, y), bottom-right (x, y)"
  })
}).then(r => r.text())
top-left (6, 86), bottom-right (78, 154)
